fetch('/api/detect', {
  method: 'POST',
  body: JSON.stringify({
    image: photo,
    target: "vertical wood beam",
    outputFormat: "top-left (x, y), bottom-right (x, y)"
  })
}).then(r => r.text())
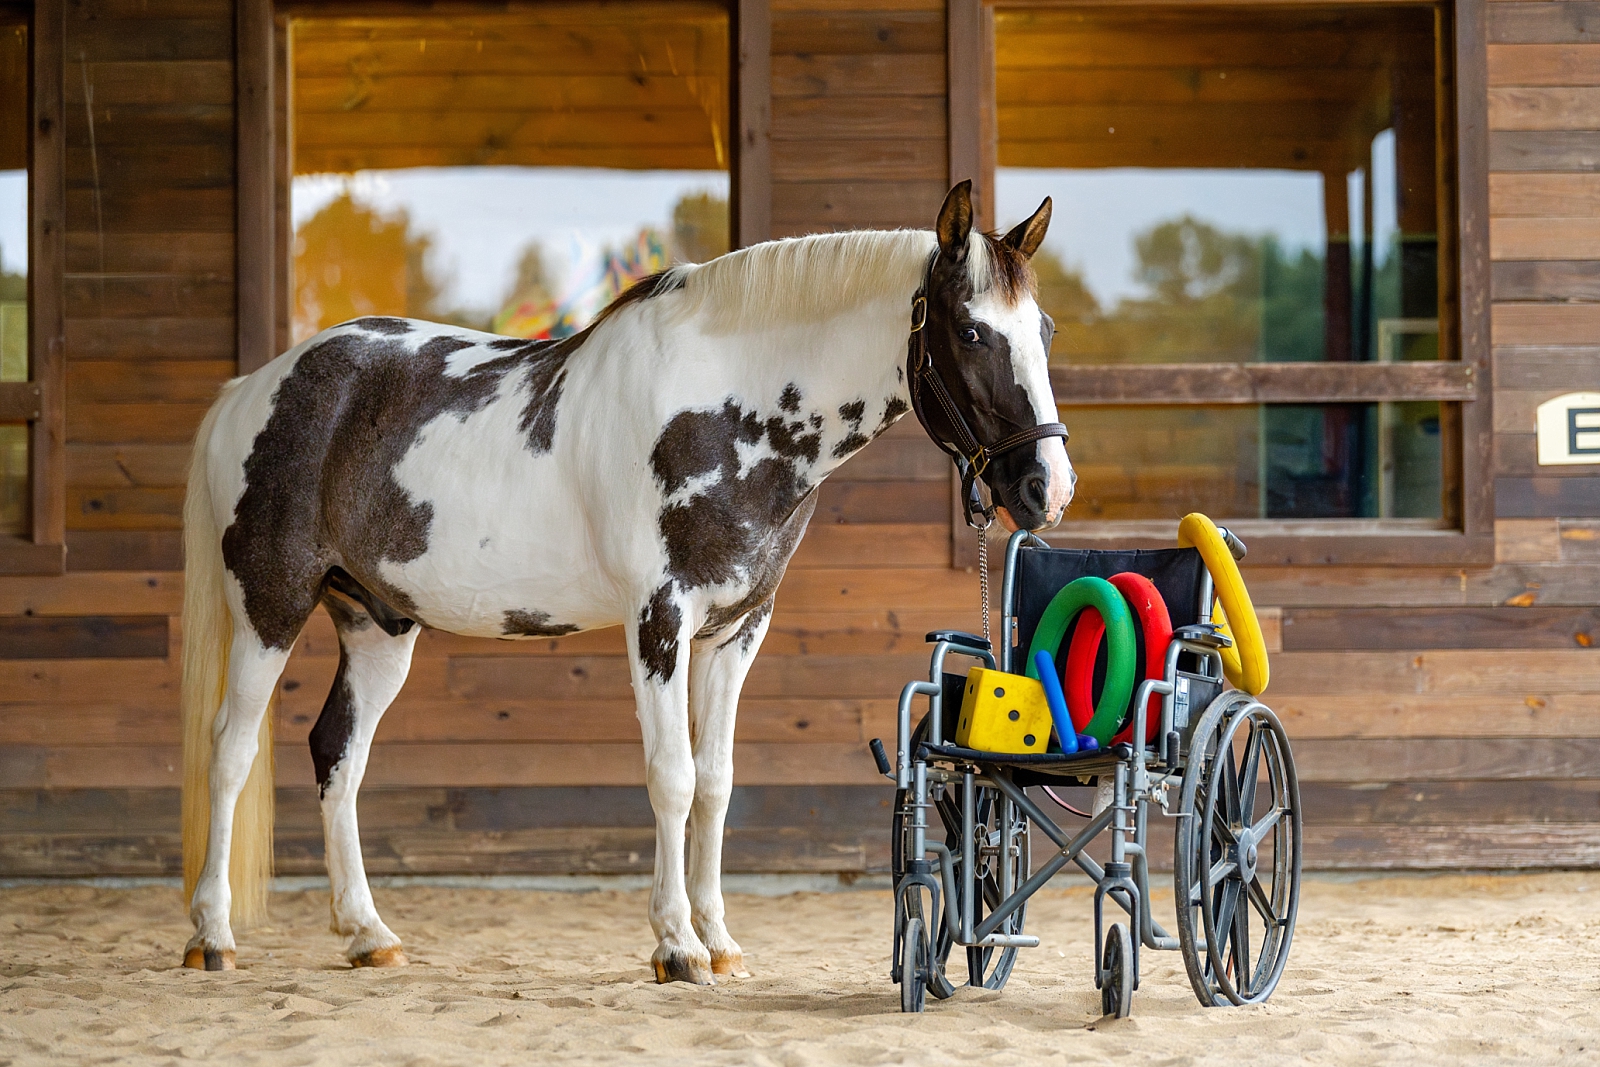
top-left (731, 0), bottom-right (769, 249)
top-left (949, 0), bottom-right (986, 569)
top-left (273, 15), bottom-right (292, 356)
top-left (237, 0), bottom-right (276, 374)
top-left (948, 0), bottom-right (982, 223)
top-left (29, 0), bottom-right (64, 558)
top-left (1452, 0), bottom-right (1493, 538)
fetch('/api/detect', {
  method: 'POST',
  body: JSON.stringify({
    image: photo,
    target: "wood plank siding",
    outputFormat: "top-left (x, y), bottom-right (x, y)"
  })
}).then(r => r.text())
top-left (3, 0), bottom-right (1600, 878)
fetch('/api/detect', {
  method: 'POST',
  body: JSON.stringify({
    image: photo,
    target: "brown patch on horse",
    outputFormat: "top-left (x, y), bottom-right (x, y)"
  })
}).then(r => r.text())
top-left (184, 947), bottom-right (236, 970)
top-left (589, 270), bottom-right (686, 329)
top-left (350, 945), bottom-right (409, 968)
top-left (980, 232), bottom-right (1036, 306)
top-left (710, 950), bottom-right (750, 978)
top-left (653, 949), bottom-right (716, 985)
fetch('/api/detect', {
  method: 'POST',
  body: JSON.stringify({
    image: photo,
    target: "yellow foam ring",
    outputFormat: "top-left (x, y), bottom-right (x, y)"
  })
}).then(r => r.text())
top-left (1178, 512), bottom-right (1269, 695)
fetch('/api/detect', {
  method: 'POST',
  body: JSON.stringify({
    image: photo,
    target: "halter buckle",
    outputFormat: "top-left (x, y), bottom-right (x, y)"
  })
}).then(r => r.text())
top-left (909, 295), bottom-right (928, 333)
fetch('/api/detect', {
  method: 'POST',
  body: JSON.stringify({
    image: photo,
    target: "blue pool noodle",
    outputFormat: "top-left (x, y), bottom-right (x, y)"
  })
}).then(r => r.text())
top-left (1034, 649), bottom-right (1078, 754)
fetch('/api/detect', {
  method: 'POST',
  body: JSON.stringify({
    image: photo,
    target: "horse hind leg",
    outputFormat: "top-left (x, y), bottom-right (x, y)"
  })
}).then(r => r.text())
top-left (185, 625), bottom-right (294, 969)
top-left (312, 589), bottom-right (419, 967)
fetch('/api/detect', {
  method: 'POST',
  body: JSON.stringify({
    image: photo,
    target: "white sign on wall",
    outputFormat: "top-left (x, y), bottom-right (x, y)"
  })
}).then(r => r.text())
top-left (1537, 392), bottom-right (1600, 466)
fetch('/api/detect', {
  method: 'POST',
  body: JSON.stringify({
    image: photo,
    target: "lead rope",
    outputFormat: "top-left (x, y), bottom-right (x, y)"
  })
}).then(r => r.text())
top-left (977, 521), bottom-right (991, 646)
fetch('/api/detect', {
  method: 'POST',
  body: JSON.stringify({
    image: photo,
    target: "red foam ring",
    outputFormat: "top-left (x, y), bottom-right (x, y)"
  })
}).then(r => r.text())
top-left (1062, 607), bottom-right (1104, 733)
top-left (1108, 572), bottom-right (1174, 745)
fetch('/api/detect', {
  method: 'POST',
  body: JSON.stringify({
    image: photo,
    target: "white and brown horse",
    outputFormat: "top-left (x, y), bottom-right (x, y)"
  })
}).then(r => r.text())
top-left (180, 181), bottom-right (1073, 982)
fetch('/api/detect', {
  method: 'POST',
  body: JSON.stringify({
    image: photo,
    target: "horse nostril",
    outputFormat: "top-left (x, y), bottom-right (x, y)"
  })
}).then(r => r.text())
top-left (1070, 467), bottom-right (1079, 489)
top-left (1021, 474), bottom-right (1049, 514)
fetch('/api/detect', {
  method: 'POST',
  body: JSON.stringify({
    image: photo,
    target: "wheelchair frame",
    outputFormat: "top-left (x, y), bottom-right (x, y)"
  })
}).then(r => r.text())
top-left (877, 529), bottom-right (1303, 1016)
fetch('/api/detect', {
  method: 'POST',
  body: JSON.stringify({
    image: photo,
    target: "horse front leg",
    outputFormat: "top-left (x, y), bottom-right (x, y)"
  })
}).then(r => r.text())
top-left (312, 597), bottom-right (419, 967)
top-left (686, 600), bottom-right (772, 979)
top-left (629, 585), bottom-right (712, 984)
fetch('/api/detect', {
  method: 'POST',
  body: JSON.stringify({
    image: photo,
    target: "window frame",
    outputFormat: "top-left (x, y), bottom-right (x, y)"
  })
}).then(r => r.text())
top-left (0, 0), bottom-right (64, 575)
top-left (239, 0), bottom-right (766, 372)
top-left (950, 0), bottom-right (1493, 568)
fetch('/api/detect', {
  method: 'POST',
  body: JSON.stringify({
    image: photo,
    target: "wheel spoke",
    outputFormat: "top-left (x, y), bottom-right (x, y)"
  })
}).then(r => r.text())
top-left (1251, 805), bottom-right (1285, 840)
top-left (1220, 745), bottom-right (1241, 826)
top-left (1231, 883), bottom-right (1253, 997)
top-left (1237, 727), bottom-right (1264, 825)
top-left (1246, 875), bottom-right (1276, 924)
top-left (1207, 855), bottom-right (1238, 886)
top-left (1212, 878), bottom-right (1241, 953)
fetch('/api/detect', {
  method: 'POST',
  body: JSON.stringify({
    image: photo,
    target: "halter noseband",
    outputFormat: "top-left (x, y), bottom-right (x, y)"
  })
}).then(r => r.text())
top-left (905, 256), bottom-right (1069, 529)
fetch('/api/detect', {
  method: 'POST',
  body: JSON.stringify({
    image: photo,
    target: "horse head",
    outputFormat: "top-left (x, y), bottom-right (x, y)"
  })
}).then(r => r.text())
top-left (909, 181), bottom-right (1076, 533)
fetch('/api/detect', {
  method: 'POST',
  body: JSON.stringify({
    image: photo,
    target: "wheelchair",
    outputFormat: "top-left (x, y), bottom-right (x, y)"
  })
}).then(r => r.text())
top-left (869, 521), bottom-right (1302, 1016)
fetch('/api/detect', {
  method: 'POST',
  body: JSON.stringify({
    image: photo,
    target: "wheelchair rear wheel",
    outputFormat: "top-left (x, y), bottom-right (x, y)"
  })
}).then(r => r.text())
top-left (1173, 692), bottom-right (1302, 1007)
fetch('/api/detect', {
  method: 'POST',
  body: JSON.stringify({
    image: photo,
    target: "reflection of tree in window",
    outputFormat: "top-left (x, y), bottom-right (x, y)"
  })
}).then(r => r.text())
top-left (1040, 217), bottom-right (1326, 366)
top-left (293, 189), bottom-right (728, 342)
top-left (1, 19), bottom-right (26, 536)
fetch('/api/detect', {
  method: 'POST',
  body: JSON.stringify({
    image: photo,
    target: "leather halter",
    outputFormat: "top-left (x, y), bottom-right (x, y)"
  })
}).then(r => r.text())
top-left (905, 256), bottom-right (1069, 529)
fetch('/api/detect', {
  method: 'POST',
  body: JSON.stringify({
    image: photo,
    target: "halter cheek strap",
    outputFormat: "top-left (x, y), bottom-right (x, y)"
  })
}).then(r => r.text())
top-left (904, 279), bottom-right (1070, 529)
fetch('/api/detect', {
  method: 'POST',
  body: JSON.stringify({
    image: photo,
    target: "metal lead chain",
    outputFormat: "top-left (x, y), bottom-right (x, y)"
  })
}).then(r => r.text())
top-left (977, 524), bottom-right (991, 645)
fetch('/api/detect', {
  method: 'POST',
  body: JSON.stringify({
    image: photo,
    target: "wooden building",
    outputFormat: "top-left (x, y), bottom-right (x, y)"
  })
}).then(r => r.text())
top-left (1, 0), bottom-right (1598, 879)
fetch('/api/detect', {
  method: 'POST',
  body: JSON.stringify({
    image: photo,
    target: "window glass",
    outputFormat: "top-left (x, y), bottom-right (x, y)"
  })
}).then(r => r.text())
top-left (995, 6), bottom-right (1440, 368)
top-left (289, 6), bottom-right (730, 343)
top-left (1062, 402), bottom-right (1443, 522)
top-left (1, 19), bottom-right (27, 535)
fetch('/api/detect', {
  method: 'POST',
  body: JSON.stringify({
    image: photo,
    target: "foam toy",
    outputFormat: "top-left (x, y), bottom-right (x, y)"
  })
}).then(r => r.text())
top-left (1025, 576), bottom-right (1136, 746)
top-left (954, 666), bottom-right (1053, 754)
top-left (1111, 574), bottom-right (1175, 744)
top-left (1033, 649), bottom-right (1100, 755)
top-left (1178, 512), bottom-right (1269, 695)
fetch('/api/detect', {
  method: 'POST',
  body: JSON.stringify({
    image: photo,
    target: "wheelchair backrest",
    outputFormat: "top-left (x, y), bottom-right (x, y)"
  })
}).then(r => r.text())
top-left (1011, 545), bottom-right (1208, 667)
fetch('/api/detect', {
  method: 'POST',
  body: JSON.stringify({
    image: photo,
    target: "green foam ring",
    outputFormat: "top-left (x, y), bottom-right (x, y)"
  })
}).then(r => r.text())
top-left (1024, 576), bottom-right (1138, 746)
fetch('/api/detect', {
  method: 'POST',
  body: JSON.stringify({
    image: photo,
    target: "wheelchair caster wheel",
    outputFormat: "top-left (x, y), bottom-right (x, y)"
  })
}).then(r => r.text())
top-left (900, 916), bottom-right (926, 1014)
top-left (1101, 922), bottom-right (1133, 1019)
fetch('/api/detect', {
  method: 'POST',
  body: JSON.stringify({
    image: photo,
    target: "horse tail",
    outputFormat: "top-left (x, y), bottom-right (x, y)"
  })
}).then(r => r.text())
top-left (181, 377), bottom-right (274, 926)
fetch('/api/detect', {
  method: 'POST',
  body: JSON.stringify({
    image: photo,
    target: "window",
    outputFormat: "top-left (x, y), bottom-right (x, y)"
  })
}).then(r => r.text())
top-left (285, 5), bottom-right (731, 344)
top-left (1, 15), bottom-right (25, 536)
top-left (0, 0), bottom-right (63, 573)
top-left (967, 1), bottom-right (1489, 563)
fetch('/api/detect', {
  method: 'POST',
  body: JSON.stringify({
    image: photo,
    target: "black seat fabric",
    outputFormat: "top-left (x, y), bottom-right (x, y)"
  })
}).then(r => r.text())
top-left (1012, 545), bottom-right (1208, 664)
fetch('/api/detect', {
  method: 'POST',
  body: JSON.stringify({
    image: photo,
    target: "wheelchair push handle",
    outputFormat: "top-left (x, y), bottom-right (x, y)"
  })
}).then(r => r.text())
top-left (1216, 525), bottom-right (1248, 562)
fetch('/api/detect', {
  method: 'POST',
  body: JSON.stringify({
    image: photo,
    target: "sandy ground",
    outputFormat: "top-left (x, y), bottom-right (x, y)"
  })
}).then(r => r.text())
top-left (3, 873), bottom-right (1599, 1066)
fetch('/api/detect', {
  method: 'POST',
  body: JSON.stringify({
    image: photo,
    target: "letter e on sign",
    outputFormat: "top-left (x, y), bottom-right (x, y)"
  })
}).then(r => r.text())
top-left (1537, 393), bottom-right (1600, 466)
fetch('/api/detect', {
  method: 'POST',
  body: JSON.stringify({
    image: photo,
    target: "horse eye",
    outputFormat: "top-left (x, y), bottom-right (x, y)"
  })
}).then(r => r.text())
top-left (959, 326), bottom-right (981, 345)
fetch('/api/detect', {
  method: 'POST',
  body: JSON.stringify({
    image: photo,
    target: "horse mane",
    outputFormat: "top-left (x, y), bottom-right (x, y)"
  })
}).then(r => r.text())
top-left (594, 228), bottom-right (1034, 335)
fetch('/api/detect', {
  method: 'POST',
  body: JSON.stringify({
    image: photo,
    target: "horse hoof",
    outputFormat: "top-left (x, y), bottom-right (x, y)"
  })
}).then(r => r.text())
top-left (184, 947), bottom-right (236, 971)
top-left (710, 951), bottom-right (750, 978)
top-left (350, 946), bottom-right (408, 968)
top-left (652, 950), bottom-right (716, 985)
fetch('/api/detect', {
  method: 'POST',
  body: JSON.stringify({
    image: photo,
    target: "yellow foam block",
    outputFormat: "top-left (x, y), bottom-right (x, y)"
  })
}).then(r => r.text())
top-left (954, 667), bottom-right (1053, 754)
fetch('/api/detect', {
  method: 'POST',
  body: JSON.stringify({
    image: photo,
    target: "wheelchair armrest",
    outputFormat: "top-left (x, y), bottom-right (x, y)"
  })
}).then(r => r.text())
top-left (1174, 623), bottom-right (1234, 649)
top-left (925, 630), bottom-right (992, 652)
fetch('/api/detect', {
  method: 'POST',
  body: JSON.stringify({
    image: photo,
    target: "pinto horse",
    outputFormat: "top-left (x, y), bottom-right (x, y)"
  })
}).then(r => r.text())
top-left (179, 181), bottom-right (1073, 983)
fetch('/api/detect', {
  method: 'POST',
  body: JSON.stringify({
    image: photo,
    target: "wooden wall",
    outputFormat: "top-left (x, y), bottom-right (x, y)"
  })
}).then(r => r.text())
top-left (4, 0), bottom-right (1600, 878)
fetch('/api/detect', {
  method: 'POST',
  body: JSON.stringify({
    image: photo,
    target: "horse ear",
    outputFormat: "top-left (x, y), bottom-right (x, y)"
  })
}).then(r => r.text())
top-left (1002, 197), bottom-right (1052, 259)
top-left (936, 180), bottom-right (974, 262)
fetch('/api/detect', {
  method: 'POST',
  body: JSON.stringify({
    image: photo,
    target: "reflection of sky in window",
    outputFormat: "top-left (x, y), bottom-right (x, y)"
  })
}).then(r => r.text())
top-left (997, 168), bottom-right (1326, 306)
top-left (293, 167), bottom-right (729, 318)
top-left (1000, 133), bottom-right (1402, 308)
top-left (0, 171), bottom-right (25, 276)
